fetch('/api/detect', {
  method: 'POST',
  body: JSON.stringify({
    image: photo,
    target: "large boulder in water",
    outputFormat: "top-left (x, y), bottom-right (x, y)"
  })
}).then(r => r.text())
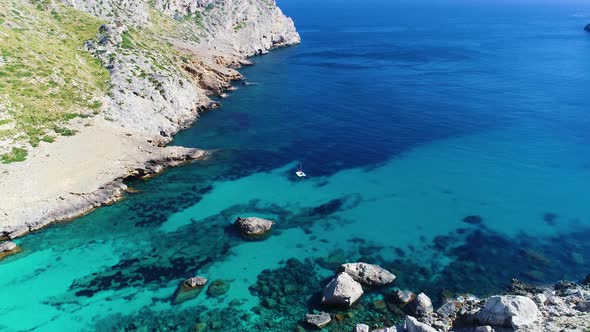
top-left (476, 295), bottom-right (541, 330)
top-left (321, 272), bottom-right (364, 307)
top-left (338, 262), bottom-right (396, 287)
top-left (234, 216), bottom-right (273, 239)
top-left (173, 276), bottom-right (208, 304)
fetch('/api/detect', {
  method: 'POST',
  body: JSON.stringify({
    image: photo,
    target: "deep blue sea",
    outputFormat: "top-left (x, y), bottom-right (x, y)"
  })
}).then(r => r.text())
top-left (2, 1), bottom-right (590, 331)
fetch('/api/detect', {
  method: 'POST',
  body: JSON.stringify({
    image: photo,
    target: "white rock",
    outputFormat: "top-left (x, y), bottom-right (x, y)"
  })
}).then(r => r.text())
top-left (184, 276), bottom-right (208, 288)
top-left (474, 326), bottom-right (493, 332)
top-left (477, 295), bottom-right (541, 331)
top-left (405, 316), bottom-right (437, 332)
top-left (339, 262), bottom-right (396, 287)
top-left (354, 324), bottom-right (370, 332)
top-left (321, 272), bottom-right (363, 307)
top-left (0, 241), bottom-right (17, 252)
top-left (409, 293), bottom-right (434, 317)
top-left (534, 294), bottom-right (547, 305)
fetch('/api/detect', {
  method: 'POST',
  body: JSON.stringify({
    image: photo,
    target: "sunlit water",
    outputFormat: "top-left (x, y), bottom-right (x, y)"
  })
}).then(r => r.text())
top-left (2, 1), bottom-right (590, 331)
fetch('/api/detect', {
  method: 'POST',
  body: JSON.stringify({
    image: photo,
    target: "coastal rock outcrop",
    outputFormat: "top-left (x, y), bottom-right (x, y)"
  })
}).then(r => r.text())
top-left (305, 312), bottom-right (332, 328)
top-left (339, 262), bottom-right (396, 287)
top-left (173, 276), bottom-right (208, 304)
top-left (234, 217), bottom-right (274, 239)
top-left (477, 295), bottom-right (541, 330)
top-left (321, 272), bottom-right (364, 307)
top-left (0, 241), bottom-right (20, 260)
top-left (0, 241), bottom-right (17, 253)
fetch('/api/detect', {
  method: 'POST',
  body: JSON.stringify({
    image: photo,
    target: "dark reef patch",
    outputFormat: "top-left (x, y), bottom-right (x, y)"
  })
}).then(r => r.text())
top-left (248, 258), bottom-right (402, 331)
top-left (543, 212), bottom-right (558, 226)
top-left (462, 215), bottom-right (483, 225)
top-left (68, 196), bottom-right (356, 299)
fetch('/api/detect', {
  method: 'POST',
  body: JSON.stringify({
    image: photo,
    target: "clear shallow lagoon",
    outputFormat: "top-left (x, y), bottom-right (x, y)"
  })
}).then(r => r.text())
top-left (2, 1), bottom-right (590, 331)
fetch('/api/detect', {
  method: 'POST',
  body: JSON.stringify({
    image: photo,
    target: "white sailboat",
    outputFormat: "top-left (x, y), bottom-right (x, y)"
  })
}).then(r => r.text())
top-left (295, 162), bottom-right (306, 178)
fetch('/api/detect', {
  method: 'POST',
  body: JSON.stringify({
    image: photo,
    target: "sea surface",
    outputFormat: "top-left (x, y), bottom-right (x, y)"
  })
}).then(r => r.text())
top-left (2, 1), bottom-right (590, 331)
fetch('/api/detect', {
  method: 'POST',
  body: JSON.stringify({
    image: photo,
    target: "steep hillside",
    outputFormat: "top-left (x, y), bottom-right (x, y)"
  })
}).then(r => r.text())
top-left (0, 1), bottom-right (109, 158)
top-left (0, 0), bottom-right (298, 236)
top-left (0, 0), bottom-right (299, 158)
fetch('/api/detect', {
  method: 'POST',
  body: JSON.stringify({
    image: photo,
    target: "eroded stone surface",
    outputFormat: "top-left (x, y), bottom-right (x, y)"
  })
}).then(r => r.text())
top-left (321, 272), bottom-right (364, 307)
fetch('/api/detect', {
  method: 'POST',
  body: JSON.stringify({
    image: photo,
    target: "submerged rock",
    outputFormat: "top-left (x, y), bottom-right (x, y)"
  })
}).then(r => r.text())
top-left (321, 272), bottom-right (363, 307)
top-left (234, 216), bottom-right (274, 239)
top-left (586, 24), bottom-right (590, 32)
top-left (339, 262), bottom-right (396, 287)
top-left (305, 312), bottom-right (331, 328)
top-left (462, 215), bottom-right (483, 225)
top-left (476, 295), bottom-right (540, 330)
top-left (207, 279), bottom-right (230, 298)
top-left (408, 293), bottom-right (434, 317)
top-left (173, 276), bottom-right (208, 304)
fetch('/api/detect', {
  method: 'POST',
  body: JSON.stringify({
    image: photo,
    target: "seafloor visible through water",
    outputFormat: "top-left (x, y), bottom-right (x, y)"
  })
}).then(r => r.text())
top-left (2, 1), bottom-right (590, 331)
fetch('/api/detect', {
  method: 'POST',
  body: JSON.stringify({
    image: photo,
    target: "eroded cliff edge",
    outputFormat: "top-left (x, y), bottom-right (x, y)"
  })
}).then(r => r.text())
top-left (0, 0), bottom-right (299, 238)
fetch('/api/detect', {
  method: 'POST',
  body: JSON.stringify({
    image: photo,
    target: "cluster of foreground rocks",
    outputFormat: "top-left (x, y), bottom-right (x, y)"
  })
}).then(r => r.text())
top-left (0, 240), bottom-right (20, 261)
top-left (306, 262), bottom-right (590, 331)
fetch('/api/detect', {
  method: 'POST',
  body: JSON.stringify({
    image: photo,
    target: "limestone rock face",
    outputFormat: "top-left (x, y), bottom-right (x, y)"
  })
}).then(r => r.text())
top-left (321, 272), bottom-right (364, 307)
top-left (234, 217), bottom-right (273, 239)
top-left (63, 0), bottom-right (299, 141)
top-left (305, 312), bottom-right (331, 328)
top-left (477, 295), bottom-right (541, 330)
top-left (59, 0), bottom-right (150, 25)
top-left (339, 262), bottom-right (396, 287)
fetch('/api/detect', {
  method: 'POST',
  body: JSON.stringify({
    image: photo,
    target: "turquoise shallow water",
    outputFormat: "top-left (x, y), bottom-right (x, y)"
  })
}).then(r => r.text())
top-left (2, 1), bottom-right (590, 331)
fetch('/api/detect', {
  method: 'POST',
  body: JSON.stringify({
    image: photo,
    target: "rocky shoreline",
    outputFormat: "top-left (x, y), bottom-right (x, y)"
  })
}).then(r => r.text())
top-left (0, 144), bottom-right (206, 240)
top-left (0, 0), bottom-right (300, 241)
top-left (305, 263), bottom-right (590, 332)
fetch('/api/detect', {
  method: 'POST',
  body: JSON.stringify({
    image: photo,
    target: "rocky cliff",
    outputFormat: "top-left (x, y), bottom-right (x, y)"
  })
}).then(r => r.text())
top-left (0, 0), bottom-right (298, 237)
top-left (63, 0), bottom-right (300, 140)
